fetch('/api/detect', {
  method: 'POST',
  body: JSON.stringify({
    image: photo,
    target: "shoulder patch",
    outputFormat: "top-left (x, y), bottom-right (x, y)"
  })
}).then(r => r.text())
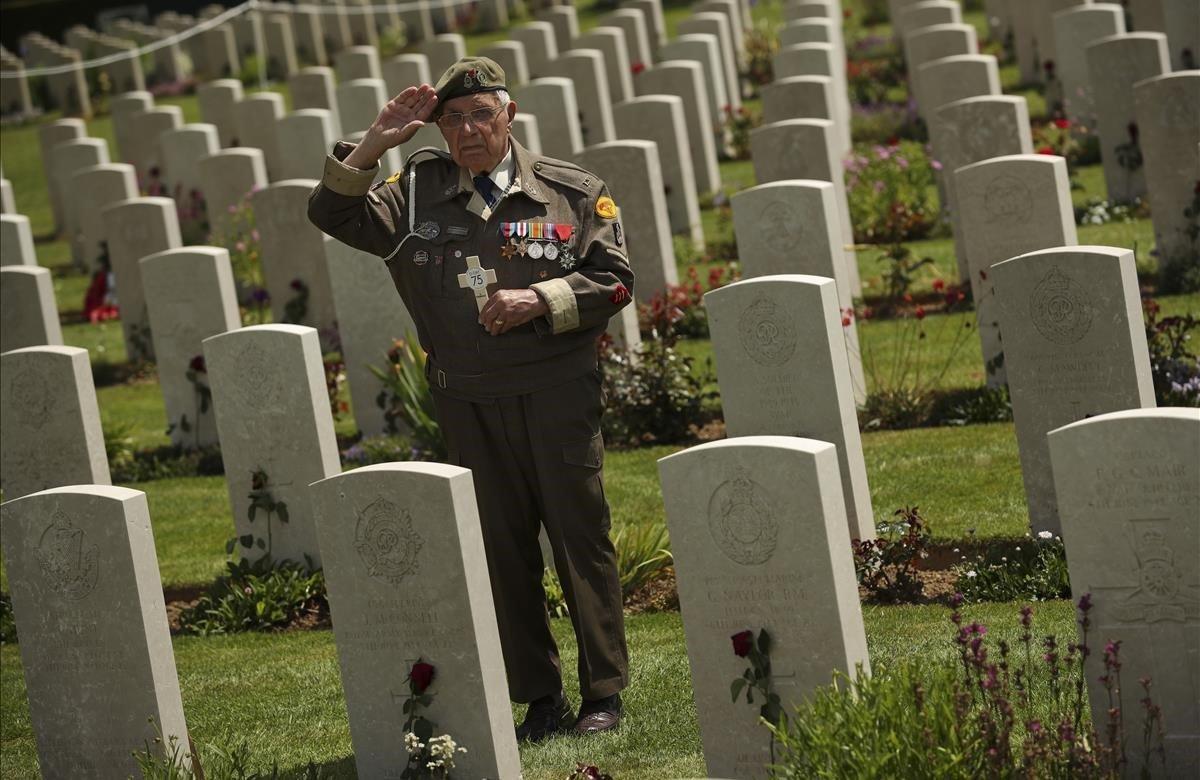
top-left (385, 170), bottom-right (402, 184)
top-left (595, 196), bottom-right (618, 220)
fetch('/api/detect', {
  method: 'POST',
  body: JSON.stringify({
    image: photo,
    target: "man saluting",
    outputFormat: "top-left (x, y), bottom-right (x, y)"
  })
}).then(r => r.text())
top-left (307, 57), bottom-right (632, 741)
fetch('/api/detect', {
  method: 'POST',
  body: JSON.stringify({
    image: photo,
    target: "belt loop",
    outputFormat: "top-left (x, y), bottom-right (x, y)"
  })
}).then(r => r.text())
top-left (437, 369), bottom-right (447, 389)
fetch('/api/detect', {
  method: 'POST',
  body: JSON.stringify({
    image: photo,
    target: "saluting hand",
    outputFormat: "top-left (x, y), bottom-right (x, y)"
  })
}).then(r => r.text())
top-left (345, 85), bottom-right (439, 169)
top-left (479, 289), bottom-right (549, 336)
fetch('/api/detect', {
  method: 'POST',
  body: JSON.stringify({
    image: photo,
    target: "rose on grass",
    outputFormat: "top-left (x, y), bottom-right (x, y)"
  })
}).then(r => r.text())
top-left (731, 630), bottom-right (754, 658)
top-left (410, 660), bottom-right (436, 693)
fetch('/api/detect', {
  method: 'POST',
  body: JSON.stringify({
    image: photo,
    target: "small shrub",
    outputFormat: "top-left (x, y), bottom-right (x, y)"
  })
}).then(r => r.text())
top-left (1142, 298), bottom-right (1200, 406)
top-left (207, 189), bottom-right (269, 319)
top-left (640, 264), bottom-right (737, 339)
top-left (612, 523), bottom-right (672, 598)
top-left (744, 22), bottom-right (779, 88)
top-left (599, 335), bottom-right (712, 447)
top-left (929, 385), bottom-right (1013, 426)
top-left (852, 506), bottom-right (929, 603)
top-left (954, 533), bottom-right (1071, 603)
top-left (722, 104), bottom-right (760, 161)
top-left (0, 593), bottom-right (16, 644)
top-left (341, 435), bottom-right (424, 466)
top-left (1075, 197), bottom-right (1141, 227)
top-left (845, 140), bottom-right (940, 244)
top-left (543, 567), bottom-right (568, 618)
top-left (845, 54), bottom-right (905, 106)
top-left (371, 336), bottom-right (447, 460)
top-left (1158, 181), bottom-right (1200, 293)
top-left (109, 444), bottom-right (225, 484)
top-left (103, 419), bottom-right (138, 478)
top-left (176, 557), bottom-right (326, 636)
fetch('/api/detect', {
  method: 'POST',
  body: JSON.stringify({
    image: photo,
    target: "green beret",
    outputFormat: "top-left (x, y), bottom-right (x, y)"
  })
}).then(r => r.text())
top-left (434, 56), bottom-right (507, 104)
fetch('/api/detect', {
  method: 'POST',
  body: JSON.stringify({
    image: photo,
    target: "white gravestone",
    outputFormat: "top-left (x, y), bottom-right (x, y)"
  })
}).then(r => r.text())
top-left (513, 78), bottom-right (583, 161)
top-left (277, 109), bottom-right (338, 181)
top-left (636, 61), bottom-right (722, 196)
top-left (1160, 0), bottom-right (1199, 70)
top-left (509, 113), bottom-right (542, 155)
top-left (1052, 4), bottom-right (1126, 129)
top-left (335, 45), bottom-right (382, 81)
top-left (576, 28), bottom-right (636, 105)
top-left (126, 106), bottom-right (184, 182)
top-left (110, 91), bottom-right (154, 165)
top-left (538, 6), bottom-right (579, 51)
top-left (264, 13), bottom-right (299, 79)
top-left (1086, 33), bottom-right (1170, 205)
top-left (510, 22), bottom-right (558, 79)
top-left (992, 246), bottom-right (1156, 535)
top-left (954, 154), bottom-right (1078, 389)
top-left (660, 35), bottom-right (729, 133)
top-left (0, 267), bottom-right (63, 352)
top-left (141, 247), bottom-right (241, 449)
top-left (197, 79), bottom-right (244, 148)
top-left (677, 13), bottom-right (741, 113)
top-left (658, 436), bottom-right (871, 779)
top-left (289, 66), bottom-right (342, 136)
top-left (780, 1), bottom-right (851, 143)
top-left (418, 34), bottom-right (465, 79)
top-left (771, 43), bottom-right (851, 153)
top-left (749, 119), bottom-right (860, 293)
top-left (915, 54), bottom-right (1000, 119)
top-left (903, 23), bottom-right (978, 118)
top-left (198, 26), bottom-right (239, 81)
top-left (695, 0), bottom-right (746, 64)
top-left (233, 92), bottom-right (285, 181)
top-left (337, 77), bottom-right (388, 135)
top-left (732, 182), bottom-right (866, 404)
top-left (1, 213), bottom-right (36, 266)
top-left (0, 486), bottom-right (190, 777)
top-left (1032, 0), bottom-right (1090, 77)
top-left (0, 346), bottom-right (109, 500)
top-left (604, 8), bottom-right (654, 68)
top-left (612, 95), bottom-right (705, 249)
top-left (198, 147), bottom-right (268, 240)
top-left (761, 75), bottom-right (836, 128)
top-left (71, 163), bottom-right (139, 272)
top-left (383, 54), bottom-right (432, 99)
top-left (1048, 408), bottom-right (1200, 777)
top-left (576, 141), bottom-right (677, 303)
top-left (897, 0), bottom-right (961, 39)
top-left (159, 124), bottom-right (219, 204)
top-left (478, 41), bottom-right (530, 87)
top-left (54, 139), bottom-right (111, 265)
top-left (1134, 71), bottom-right (1200, 269)
top-left (554, 51), bottom-right (616, 148)
top-left (324, 241), bottom-right (418, 438)
top-left (706, 275), bottom-right (874, 538)
top-left (626, 0), bottom-right (667, 59)
top-left (309, 463), bottom-right (521, 779)
top-left (204, 325), bottom-right (341, 566)
top-left (291, 7), bottom-right (328, 66)
top-left (37, 119), bottom-right (86, 236)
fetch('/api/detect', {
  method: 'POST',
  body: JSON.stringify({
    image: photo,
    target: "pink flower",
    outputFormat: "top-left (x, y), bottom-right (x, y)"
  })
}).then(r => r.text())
top-left (930, 159), bottom-right (943, 171)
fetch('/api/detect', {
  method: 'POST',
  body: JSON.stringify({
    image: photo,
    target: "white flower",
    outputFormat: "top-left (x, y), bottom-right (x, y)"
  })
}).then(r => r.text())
top-left (1001, 557), bottom-right (1008, 562)
top-left (1037, 531), bottom-right (1053, 540)
top-left (1015, 546), bottom-right (1021, 552)
top-left (966, 571), bottom-right (978, 578)
top-left (404, 732), bottom-right (423, 754)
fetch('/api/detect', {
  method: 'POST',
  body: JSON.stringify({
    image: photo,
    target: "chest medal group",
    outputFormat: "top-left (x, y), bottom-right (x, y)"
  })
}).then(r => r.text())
top-left (498, 222), bottom-right (578, 270)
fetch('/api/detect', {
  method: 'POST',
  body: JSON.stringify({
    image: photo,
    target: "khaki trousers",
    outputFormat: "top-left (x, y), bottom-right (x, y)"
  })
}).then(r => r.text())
top-left (432, 370), bottom-right (630, 703)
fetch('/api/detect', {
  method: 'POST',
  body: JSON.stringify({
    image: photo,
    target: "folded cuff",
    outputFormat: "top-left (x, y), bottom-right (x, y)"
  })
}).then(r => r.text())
top-left (531, 278), bottom-right (579, 334)
top-left (321, 153), bottom-right (378, 197)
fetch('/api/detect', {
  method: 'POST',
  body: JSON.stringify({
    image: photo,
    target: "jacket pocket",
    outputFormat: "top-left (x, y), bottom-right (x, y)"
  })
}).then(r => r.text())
top-left (562, 432), bottom-right (604, 469)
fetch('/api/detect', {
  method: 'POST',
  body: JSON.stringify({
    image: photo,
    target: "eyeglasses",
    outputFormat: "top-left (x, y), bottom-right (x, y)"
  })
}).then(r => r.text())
top-left (436, 105), bottom-right (505, 130)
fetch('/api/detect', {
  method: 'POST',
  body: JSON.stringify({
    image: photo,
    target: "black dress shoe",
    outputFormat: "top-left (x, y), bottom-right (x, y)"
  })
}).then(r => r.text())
top-left (516, 692), bottom-right (575, 743)
top-left (573, 693), bottom-right (622, 734)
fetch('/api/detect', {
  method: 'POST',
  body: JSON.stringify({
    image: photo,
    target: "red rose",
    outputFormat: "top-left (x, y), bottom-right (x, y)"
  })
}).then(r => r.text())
top-left (915, 306), bottom-right (926, 320)
top-left (631, 61), bottom-right (646, 75)
top-left (1053, 118), bottom-right (1070, 130)
top-left (932, 279), bottom-right (945, 292)
top-left (410, 661), bottom-right (435, 693)
top-left (290, 278), bottom-right (305, 291)
top-left (189, 355), bottom-right (206, 373)
top-left (731, 630), bottom-right (753, 657)
top-left (1036, 145), bottom-right (1056, 155)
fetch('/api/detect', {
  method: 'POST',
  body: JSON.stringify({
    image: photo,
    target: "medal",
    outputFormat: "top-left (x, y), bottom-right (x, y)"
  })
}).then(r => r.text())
top-left (501, 242), bottom-right (517, 259)
top-left (559, 249), bottom-right (576, 271)
top-left (544, 242), bottom-right (559, 261)
top-left (500, 222), bottom-right (514, 239)
top-left (416, 221), bottom-right (440, 240)
top-left (516, 222), bottom-right (528, 239)
top-left (555, 223), bottom-right (574, 243)
top-left (527, 241), bottom-right (544, 259)
top-left (516, 238), bottom-right (529, 256)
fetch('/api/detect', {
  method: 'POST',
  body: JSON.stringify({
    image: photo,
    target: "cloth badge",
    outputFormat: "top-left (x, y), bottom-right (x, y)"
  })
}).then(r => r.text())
top-left (612, 221), bottom-right (623, 247)
top-left (595, 196), bottom-right (618, 219)
top-left (385, 170), bottom-right (402, 184)
top-left (447, 225), bottom-right (469, 237)
top-left (416, 221), bottom-right (440, 240)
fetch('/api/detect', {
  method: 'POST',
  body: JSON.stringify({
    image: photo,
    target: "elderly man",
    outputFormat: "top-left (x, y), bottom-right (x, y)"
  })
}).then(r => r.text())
top-left (307, 57), bottom-right (632, 740)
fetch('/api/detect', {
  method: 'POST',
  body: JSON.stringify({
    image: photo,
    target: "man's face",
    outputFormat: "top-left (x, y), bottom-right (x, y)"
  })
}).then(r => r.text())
top-left (438, 92), bottom-right (517, 173)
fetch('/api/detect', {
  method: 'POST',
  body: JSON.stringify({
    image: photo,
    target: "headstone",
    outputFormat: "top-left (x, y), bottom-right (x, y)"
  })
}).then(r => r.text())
top-left (419, 34), bottom-right (465, 79)
top-left (1047, 408), bottom-right (1200, 777)
top-left (477, 0), bottom-right (510, 32)
top-left (345, 0), bottom-right (379, 48)
top-left (126, 106), bottom-right (184, 182)
top-left (292, 6), bottom-right (328, 66)
top-left (658, 435), bottom-right (870, 778)
top-left (955, 154), bottom-right (1078, 389)
top-left (324, 241), bottom-right (417, 437)
top-left (0, 177), bottom-right (12, 214)
top-left (554, 51), bottom-right (616, 148)
top-left (897, 0), bottom-right (961, 39)
top-left (38, 119), bottom-right (86, 236)
top-left (264, 13), bottom-right (300, 80)
top-left (0, 486), bottom-right (189, 775)
top-left (335, 45), bottom-right (382, 81)
top-left (931, 95), bottom-right (1034, 285)
top-left (749, 120), bottom-right (859, 292)
top-left (1161, 0), bottom-right (1200, 70)
top-left (1128, 0), bottom-right (1166, 31)
top-left (198, 25), bottom-right (239, 80)
top-left (635, 62), bottom-right (722, 196)
top-left (1, 213), bottom-right (36, 266)
top-left (0, 52), bottom-right (34, 118)
top-left (732, 181), bottom-right (866, 403)
top-left (198, 79), bottom-right (245, 148)
top-left (232, 10), bottom-right (266, 62)
top-left (537, 6), bottom-right (579, 51)
top-left (103, 197), bottom-right (183, 362)
top-left (203, 324), bottom-right (341, 565)
top-left (761, 75), bottom-right (836, 127)
top-left (197, 147), bottom-right (268, 240)
top-left (1086, 33), bottom-right (1170, 205)
top-left (110, 91), bottom-right (155, 165)
top-left (1033, 0), bottom-right (1091, 76)
top-left (513, 78), bottom-right (583, 161)
top-left (1134, 71), bottom-right (1200, 268)
top-left (612, 96), bottom-right (705, 248)
top-left (53, 138), bottom-right (111, 263)
top-left (509, 113), bottom-right (542, 155)
top-left (576, 141), bottom-right (677, 302)
top-left (383, 54), bottom-right (432, 98)
top-left (779, 0), bottom-right (851, 143)
top-left (660, 35), bottom-right (729, 133)
top-left (141, 247), bottom-right (241, 448)
top-left (992, 246), bottom-right (1155, 535)
top-left (510, 22), bottom-right (558, 79)
top-left (319, 2), bottom-right (353, 55)
top-left (160, 123), bottom-right (220, 203)
top-left (625, 0), bottom-right (667, 60)
top-left (45, 49), bottom-right (91, 118)
top-left (399, 1), bottom-right (435, 44)
top-left (0, 266), bottom-right (63, 352)
top-left (277, 109), bottom-right (338, 180)
top-left (234, 93), bottom-right (286, 180)
top-left (771, 44), bottom-right (850, 152)
top-left (337, 77), bottom-right (387, 135)
top-left (604, 8), bottom-right (654, 69)
top-left (915, 54), bottom-right (1001, 119)
top-left (576, 28), bottom-right (635, 105)
top-left (903, 23), bottom-right (978, 85)
top-left (253, 180), bottom-right (338, 334)
top-left (0, 347), bottom-right (109, 500)
top-left (677, 13), bottom-right (741, 113)
top-left (308, 463), bottom-right (521, 777)
top-left (779, 17), bottom-right (835, 50)
top-left (477, 41), bottom-right (529, 88)
top-left (70, 163), bottom-right (138, 272)
top-left (1052, 4), bottom-right (1126, 129)
top-left (290, 66), bottom-right (341, 129)
top-left (695, 0), bottom-right (747, 64)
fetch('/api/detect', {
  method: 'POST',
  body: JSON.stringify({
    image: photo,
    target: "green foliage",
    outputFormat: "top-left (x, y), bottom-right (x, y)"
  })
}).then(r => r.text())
top-left (852, 507), bottom-right (930, 603)
top-left (876, 242), bottom-right (935, 309)
top-left (341, 435), bottom-right (423, 466)
top-left (845, 140), bottom-right (940, 244)
top-left (543, 567), bottom-right (569, 618)
top-left (237, 55), bottom-right (263, 87)
top-left (929, 386), bottom-right (1013, 427)
top-left (744, 21), bottom-right (780, 88)
top-left (1143, 298), bottom-right (1200, 406)
top-left (371, 336), bottom-right (447, 460)
top-left (599, 336), bottom-right (713, 448)
top-left (109, 444), bottom-right (225, 484)
top-left (282, 278), bottom-right (309, 324)
top-left (207, 191), bottom-right (269, 319)
top-left (103, 418), bottom-right (139, 477)
top-left (954, 534), bottom-right (1071, 603)
top-left (612, 522), bottom-right (673, 598)
top-left (722, 104), bottom-right (760, 162)
top-left (0, 593), bottom-right (15, 644)
top-left (176, 557), bottom-right (326, 636)
top-left (132, 719), bottom-right (328, 779)
top-left (1158, 184), bottom-right (1200, 293)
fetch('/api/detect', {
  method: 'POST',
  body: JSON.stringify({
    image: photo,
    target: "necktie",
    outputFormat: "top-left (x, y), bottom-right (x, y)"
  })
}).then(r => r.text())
top-left (473, 174), bottom-right (498, 207)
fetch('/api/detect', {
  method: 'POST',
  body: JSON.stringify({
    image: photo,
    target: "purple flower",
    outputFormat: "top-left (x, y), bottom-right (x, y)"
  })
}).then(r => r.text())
top-left (930, 159), bottom-right (944, 171)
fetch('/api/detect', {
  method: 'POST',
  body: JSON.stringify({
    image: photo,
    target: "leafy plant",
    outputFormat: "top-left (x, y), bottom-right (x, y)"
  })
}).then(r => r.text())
top-left (722, 104), bottom-right (760, 161)
top-left (599, 334), bottom-right (713, 447)
top-left (744, 22), bottom-right (779, 88)
top-left (1113, 122), bottom-right (1143, 173)
top-left (341, 435), bottom-right (424, 467)
top-left (954, 532), bottom-right (1071, 603)
top-left (1142, 298), bottom-right (1200, 406)
top-left (566, 765), bottom-right (613, 780)
top-left (234, 468), bottom-right (289, 559)
top-left (207, 189), bottom-right (268, 321)
top-left (852, 506), bottom-right (929, 603)
top-left (167, 354), bottom-right (213, 448)
top-left (132, 718), bottom-right (326, 779)
top-left (109, 444), bottom-right (225, 484)
top-left (612, 522), bottom-right (672, 598)
top-left (730, 628), bottom-right (782, 763)
top-left (0, 593), bottom-right (16, 644)
top-left (324, 355), bottom-right (348, 421)
top-left (371, 336), bottom-right (447, 460)
top-left (876, 242), bottom-right (935, 311)
top-left (543, 567), bottom-right (569, 618)
top-left (401, 659), bottom-right (467, 779)
top-left (283, 278), bottom-right (309, 324)
top-left (176, 556), bottom-right (325, 636)
top-left (845, 139), bottom-right (940, 243)
top-left (102, 418), bottom-right (138, 478)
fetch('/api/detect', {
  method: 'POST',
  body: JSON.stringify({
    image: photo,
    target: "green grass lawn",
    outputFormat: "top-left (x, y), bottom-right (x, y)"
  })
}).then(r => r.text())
top-left (0, 600), bottom-right (1079, 778)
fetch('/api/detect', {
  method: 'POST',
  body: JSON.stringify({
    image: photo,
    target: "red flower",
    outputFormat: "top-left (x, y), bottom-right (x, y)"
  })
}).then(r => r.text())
top-left (915, 306), bottom-right (926, 320)
top-left (1127, 121), bottom-right (1139, 142)
top-left (932, 279), bottom-right (945, 292)
top-left (732, 630), bottom-right (754, 657)
top-left (1052, 118), bottom-right (1070, 130)
top-left (903, 293), bottom-right (913, 303)
top-left (631, 61), bottom-right (646, 76)
top-left (886, 134), bottom-right (900, 147)
top-left (290, 278), bottom-right (305, 291)
top-left (841, 314), bottom-right (852, 327)
top-left (190, 355), bottom-right (206, 373)
top-left (410, 661), bottom-right (435, 693)
top-left (1036, 145), bottom-right (1056, 155)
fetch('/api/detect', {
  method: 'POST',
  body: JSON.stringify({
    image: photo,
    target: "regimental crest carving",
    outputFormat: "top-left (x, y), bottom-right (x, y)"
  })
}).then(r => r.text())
top-left (983, 174), bottom-right (1032, 225)
top-left (36, 508), bottom-right (99, 600)
top-left (761, 200), bottom-right (802, 255)
top-left (1029, 266), bottom-right (1094, 345)
top-left (707, 468), bottom-right (779, 566)
top-left (1099, 519), bottom-right (1200, 624)
top-left (234, 343), bottom-right (281, 407)
top-left (738, 297), bottom-right (797, 367)
top-left (354, 497), bottom-right (423, 585)
top-left (10, 367), bottom-right (55, 431)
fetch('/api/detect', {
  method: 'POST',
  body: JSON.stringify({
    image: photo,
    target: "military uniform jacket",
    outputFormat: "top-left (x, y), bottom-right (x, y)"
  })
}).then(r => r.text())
top-left (307, 139), bottom-right (635, 401)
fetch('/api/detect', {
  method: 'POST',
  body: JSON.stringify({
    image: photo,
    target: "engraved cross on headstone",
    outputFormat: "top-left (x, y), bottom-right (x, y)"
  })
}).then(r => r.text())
top-left (456, 255), bottom-right (497, 312)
